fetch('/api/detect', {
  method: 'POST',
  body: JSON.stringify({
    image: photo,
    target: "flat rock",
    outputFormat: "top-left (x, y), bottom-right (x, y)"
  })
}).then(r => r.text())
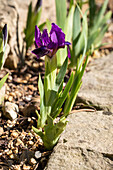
top-left (40, 0), bottom-right (55, 24)
top-left (77, 52), bottom-right (113, 112)
top-left (45, 111), bottom-right (113, 170)
top-left (3, 101), bottom-right (19, 120)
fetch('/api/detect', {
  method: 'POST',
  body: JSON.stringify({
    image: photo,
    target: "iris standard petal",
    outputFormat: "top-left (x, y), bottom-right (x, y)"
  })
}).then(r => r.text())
top-left (35, 25), bottom-right (42, 47)
top-left (32, 47), bottom-right (49, 58)
top-left (49, 31), bottom-right (58, 49)
top-left (50, 23), bottom-right (62, 34)
top-left (50, 23), bottom-right (65, 47)
top-left (41, 29), bottom-right (50, 46)
top-left (56, 30), bottom-right (65, 47)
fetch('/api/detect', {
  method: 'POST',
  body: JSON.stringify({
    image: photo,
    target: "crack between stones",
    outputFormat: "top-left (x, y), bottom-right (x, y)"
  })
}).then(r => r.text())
top-left (76, 96), bottom-right (113, 113)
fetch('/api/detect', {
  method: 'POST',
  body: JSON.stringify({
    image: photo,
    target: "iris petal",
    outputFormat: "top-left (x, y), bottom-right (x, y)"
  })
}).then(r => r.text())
top-left (56, 31), bottom-right (65, 47)
top-left (49, 31), bottom-right (58, 49)
top-left (2, 24), bottom-right (7, 50)
top-left (50, 23), bottom-right (62, 34)
top-left (67, 45), bottom-right (71, 58)
top-left (65, 41), bottom-right (71, 58)
top-left (50, 23), bottom-right (65, 48)
top-left (41, 29), bottom-right (50, 46)
top-left (35, 25), bottom-right (42, 47)
top-left (65, 41), bottom-right (71, 46)
top-left (50, 31), bottom-right (58, 44)
top-left (32, 47), bottom-right (49, 58)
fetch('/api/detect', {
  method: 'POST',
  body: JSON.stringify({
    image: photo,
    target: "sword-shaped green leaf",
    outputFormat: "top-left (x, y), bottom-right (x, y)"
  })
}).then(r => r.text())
top-left (56, 57), bottom-right (68, 90)
top-left (89, 0), bottom-right (96, 27)
top-left (43, 115), bottom-right (67, 150)
top-left (25, 1), bottom-right (43, 50)
top-left (38, 74), bottom-right (47, 128)
top-left (0, 73), bottom-right (9, 90)
top-left (55, 0), bottom-right (66, 31)
top-left (51, 72), bottom-right (74, 118)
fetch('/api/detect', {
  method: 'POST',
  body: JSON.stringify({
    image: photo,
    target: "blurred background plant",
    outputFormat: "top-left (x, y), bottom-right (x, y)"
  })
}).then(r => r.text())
top-left (0, 24), bottom-right (9, 105)
top-left (55, 0), bottom-right (111, 68)
top-left (17, 0), bottom-right (45, 65)
top-left (88, 0), bottom-right (112, 52)
top-left (69, 0), bottom-right (112, 67)
top-left (55, 0), bottom-right (74, 67)
top-left (24, 0), bottom-right (43, 52)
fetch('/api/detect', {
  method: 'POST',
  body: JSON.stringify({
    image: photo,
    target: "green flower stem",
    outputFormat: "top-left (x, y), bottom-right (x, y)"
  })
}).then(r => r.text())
top-left (44, 55), bottom-right (57, 107)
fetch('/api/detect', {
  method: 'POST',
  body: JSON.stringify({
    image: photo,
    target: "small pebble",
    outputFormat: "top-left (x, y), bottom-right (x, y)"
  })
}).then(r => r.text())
top-left (0, 111), bottom-right (2, 117)
top-left (13, 165), bottom-right (21, 170)
top-left (25, 73), bottom-right (31, 80)
top-left (7, 123), bottom-right (13, 128)
top-left (15, 139), bottom-right (24, 147)
top-left (8, 140), bottom-right (14, 149)
top-left (7, 150), bottom-right (12, 155)
top-left (23, 164), bottom-right (31, 170)
top-left (32, 117), bottom-right (36, 120)
top-left (93, 50), bottom-right (100, 58)
top-left (0, 127), bottom-right (4, 135)
top-left (39, 62), bottom-right (43, 67)
top-left (11, 131), bottom-right (19, 138)
top-left (6, 84), bottom-right (10, 91)
top-left (15, 91), bottom-right (22, 97)
top-left (24, 95), bottom-right (32, 102)
top-left (8, 96), bottom-right (13, 102)
top-left (32, 145), bottom-right (37, 150)
top-left (7, 120), bottom-right (12, 124)
top-left (28, 117), bottom-right (32, 122)
top-left (9, 92), bottom-right (15, 97)
top-left (8, 75), bottom-right (13, 81)
top-left (9, 154), bottom-right (14, 159)
top-left (35, 151), bottom-right (41, 159)
top-left (4, 102), bottom-right (18, 120)
top-left (4, 149), bottom-right (9, 153)
top-left (38, 138), bottom-right (43, 143)
top-left (13, 148), bottom-right (18, 154)
top-left (33, 62), bottom-right (39, 68)
top-left (29, 158), bottom-right (37, 165)
top-left (5, 94), bottom-right (8, 100)
top-left (28, 141), bottom-right (34, 146)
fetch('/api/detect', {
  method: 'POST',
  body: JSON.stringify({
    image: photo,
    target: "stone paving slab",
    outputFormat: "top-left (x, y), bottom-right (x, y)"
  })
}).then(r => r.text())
top-left (45, 111), bottom-right (113, 170)
top-left (45, 53), bottom-right (113, 170)
top-left (77, 52), bottom-right (113, 112)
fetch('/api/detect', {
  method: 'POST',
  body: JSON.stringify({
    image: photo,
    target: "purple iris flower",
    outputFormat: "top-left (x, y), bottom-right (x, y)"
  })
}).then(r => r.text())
top-left (2, 24), bottom-right (7, 51)
top-left (35, 0), bottom-right (42, 13)
top-left (32, 23), bottom-right (71, 58)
